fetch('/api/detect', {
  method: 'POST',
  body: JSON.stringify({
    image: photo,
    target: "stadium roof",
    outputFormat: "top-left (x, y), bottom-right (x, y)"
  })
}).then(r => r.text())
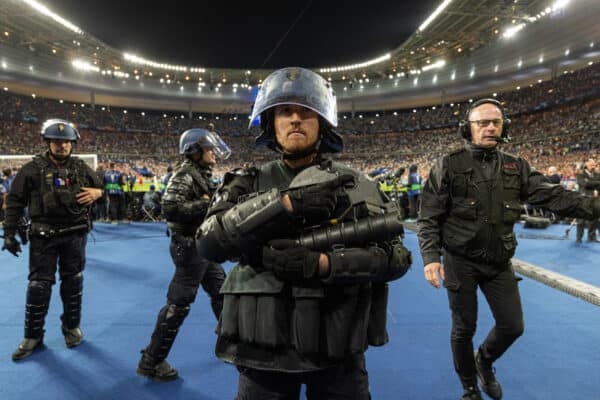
top-left (0, 0), bottom-right (598, 113)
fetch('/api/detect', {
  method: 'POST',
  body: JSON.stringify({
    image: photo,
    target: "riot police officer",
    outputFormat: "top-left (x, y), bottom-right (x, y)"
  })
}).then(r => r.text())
top-left (197, 67), bottom-right (411, 399)
top-left (418, 99), bottom-right (600, 400)
top-left (2, 119), bottom-right (103, 361)
top-left (136, 128), bottom-right (231, 381)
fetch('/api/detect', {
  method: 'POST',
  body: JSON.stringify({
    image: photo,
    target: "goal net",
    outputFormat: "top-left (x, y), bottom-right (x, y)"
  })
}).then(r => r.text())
top-left (0, 154), bottom-right (98, 171)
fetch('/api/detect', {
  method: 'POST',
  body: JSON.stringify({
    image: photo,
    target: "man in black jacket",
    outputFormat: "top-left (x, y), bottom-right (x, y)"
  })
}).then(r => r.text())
top-left (197, 67), bottom-right (411, 399)
top-left (418, 99), bottom-right (600, 400)
top-left (575, 158), bottom-right (600, 243)
top-left (136, 128), bottom-right (231, 381)
top-left (3, 119), bottom-right (103, 361)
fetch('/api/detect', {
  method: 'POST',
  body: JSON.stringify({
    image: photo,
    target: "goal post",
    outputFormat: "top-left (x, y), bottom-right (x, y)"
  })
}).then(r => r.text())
top-left (0, 154), bottom-right (98, 170)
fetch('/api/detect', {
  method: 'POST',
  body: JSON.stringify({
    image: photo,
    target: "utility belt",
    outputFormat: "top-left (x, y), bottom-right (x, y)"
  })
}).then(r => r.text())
top-left (217, 265), bottom-right (389, 360)
top-left (30, 222), bottom-right (89, 238)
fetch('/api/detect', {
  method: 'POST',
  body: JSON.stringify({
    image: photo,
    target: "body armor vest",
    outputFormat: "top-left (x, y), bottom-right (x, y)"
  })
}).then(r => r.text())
top-left (216, 159), bottom-right (389, 372)
top-left (29, 155), bottom-right (90, 227)
top-left (441, 149), bottom-right (523, 264)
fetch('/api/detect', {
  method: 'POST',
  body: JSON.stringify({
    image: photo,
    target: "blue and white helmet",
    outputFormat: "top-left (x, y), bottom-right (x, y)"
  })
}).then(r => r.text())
top-left (250, 67), bottom-right (342, 154)
top-left (41, 119), bottom-right (80, 141)
top-left (179, 128), bottom-right (231, 159)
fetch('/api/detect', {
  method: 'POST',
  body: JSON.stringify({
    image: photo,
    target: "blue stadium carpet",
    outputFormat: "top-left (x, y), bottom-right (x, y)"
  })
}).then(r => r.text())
top-left (0, 221), bottom-right (598, 400)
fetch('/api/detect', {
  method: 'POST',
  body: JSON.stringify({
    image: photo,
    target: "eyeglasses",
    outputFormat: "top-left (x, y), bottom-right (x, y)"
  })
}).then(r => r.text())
top-left (469, 119), bottom-right (503, 128)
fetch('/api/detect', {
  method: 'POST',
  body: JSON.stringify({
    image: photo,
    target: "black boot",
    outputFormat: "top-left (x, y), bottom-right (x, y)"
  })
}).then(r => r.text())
top-left (462, 386), bottom-right (483, 400)
top-left (60, 273), bottom-right (84, 347)
top-left (12, 337), bottom-right (44, 361)
top-left (62, 325), bottom-right (84, 348)
top-left (12, 280), bottom-right (52, 361)
top-left (136, 350), bottom-right (178, 382)
top-left (475, 349), bottom-right (503, 400)
top-left (136, 304), bottom-right (189, 381)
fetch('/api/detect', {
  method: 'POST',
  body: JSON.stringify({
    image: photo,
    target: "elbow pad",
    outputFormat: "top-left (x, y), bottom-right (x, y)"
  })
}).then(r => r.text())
top-left (196, 215), bottom-right (232, 263)
top-left (220, 188), bottom-right (286, 242)
top-left (197, 188), bottom-right (285, 260)
top-left (322, 246), bottom-right (389, 285)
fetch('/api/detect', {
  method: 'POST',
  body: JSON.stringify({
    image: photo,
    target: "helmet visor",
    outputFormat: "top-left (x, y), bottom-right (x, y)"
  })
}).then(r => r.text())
top-left (204, 131), bottom-right (232, 160)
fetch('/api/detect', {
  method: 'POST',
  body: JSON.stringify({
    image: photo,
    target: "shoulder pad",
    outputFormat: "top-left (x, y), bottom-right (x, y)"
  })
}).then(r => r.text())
top-left (32, 155), bottom-right (50, 168)
top-left (222, 167), bottom-right (257, 186)
top-left (448, 147), bottom-right (467, 157)
top-left (499, 150), bottom-right (519, 163)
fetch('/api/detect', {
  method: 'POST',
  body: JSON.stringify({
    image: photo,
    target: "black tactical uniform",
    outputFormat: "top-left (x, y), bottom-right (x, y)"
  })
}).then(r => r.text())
top-left (5, 150), bottom-right (102, 359)
top-left (197, 67), bottom-right (410, 399)
top-left (197, 157), bottom-right (410, 399)
top-left (575, 167), bottom-right (600, 242)
top-left (418, 143), bottom-right (600, 395)
top-left (137, 134), bottom-right (228, 381)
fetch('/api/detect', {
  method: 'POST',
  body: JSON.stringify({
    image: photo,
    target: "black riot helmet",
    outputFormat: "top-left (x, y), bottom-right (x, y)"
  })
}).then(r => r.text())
top-left (41, 119), bottom-right (80, 141)
top-left (179, 128), bottom-right (231, 159)
top-left (250, 67), bottom-right (343, 156)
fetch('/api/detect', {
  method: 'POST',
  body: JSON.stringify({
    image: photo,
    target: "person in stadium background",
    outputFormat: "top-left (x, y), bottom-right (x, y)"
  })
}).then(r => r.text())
top-left (136, 128), bottom-right (230, 382)
top-left (1, 167), bottom-right (15, 220)
top-left (406, 163), bottom-right (422, 221)
top-left (141, 184), bottom-right (161, 217)
top-left (545, 166), bottom-right (561, 184)
top-left (103, 162), bottom-right (127, 223)
top-left (94, 165), bottom-right (108, 221)
top-left (417, 98), bottom-right (600, 400)
top-left (2, 119), bottom-right (103, 361)
top-left (575, 158), bottom-right (600, 243)
top-left (197, 67), bottom-right (411, 399)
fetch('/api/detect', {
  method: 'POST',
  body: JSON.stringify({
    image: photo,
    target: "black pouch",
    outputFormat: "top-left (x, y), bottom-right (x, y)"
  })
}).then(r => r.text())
top-left (322, 285), bottom-right (359, 359)
top-left (348, 283), bottom-right (371, 352)
top-left (290, 286), bottom-right (324, 354)
top-left (499, 232), bottom-right (518, 261)
top-left (238, 295), bottom-right (257, 344)
top-left (367, 283), bottom-right (388, 346)
top-left (219, 294), bottom-right (240, 339)
top-left (219, 265), bottom-right (287, 348)
top-left (255, 294), bottom-right (288, 348)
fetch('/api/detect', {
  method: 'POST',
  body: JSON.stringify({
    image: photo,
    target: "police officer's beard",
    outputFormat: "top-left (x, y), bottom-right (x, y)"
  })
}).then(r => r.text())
top-left (50, 148), bottom-right (72, 162)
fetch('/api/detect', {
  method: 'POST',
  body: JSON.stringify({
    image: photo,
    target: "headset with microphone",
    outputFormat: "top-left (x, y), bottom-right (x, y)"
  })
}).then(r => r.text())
top-left (457, 98), bottom-right (512, 143)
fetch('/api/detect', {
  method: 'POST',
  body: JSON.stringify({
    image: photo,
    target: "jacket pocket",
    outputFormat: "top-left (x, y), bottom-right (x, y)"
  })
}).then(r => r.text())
top-left (502, 201), bottom-right (523, 223)
top-left (450, 198), bottom-right (478, 220)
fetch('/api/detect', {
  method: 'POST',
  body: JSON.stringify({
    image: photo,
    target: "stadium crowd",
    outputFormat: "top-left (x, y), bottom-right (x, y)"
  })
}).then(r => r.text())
top-left (1, 63), bottom-right (599, 191)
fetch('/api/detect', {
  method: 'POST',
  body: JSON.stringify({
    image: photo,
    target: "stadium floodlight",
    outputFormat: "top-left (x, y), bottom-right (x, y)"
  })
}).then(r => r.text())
top-left (421, 59), bottom-right (446, 72)
top-left (123, 52), bottom-right (206, 74)
top-left (418, 0), bottom-right (453, 32)
top-left (20, 0), bottom-right (83, 34)
top-left (502, 23), bottom-right (526, 39)
top-left (71, 59), bottom-right (100, 73)
top-left (319, 53), bottom-right (391, 73)
top-left (552, 0), bottom-right (571, 11)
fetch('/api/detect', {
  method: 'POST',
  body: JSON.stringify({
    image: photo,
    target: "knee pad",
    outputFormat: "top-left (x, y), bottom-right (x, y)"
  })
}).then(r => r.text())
top-left (27, 280), bottom-right (52, 305)
top-left (160, 304), bottom-right (191, 328)
top-left (60, 273), bottom-right (83, 296)
top-left (167, 281), bottom-right (199, 306)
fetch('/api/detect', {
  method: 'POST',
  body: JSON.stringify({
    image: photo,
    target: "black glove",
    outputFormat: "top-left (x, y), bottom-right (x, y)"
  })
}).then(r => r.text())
top-left (262, 239), bottom-right (321, 282)
top-left (2, 234), bottom-right (22, 257)
top-left (288, 174), bottom-right (355, 224)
